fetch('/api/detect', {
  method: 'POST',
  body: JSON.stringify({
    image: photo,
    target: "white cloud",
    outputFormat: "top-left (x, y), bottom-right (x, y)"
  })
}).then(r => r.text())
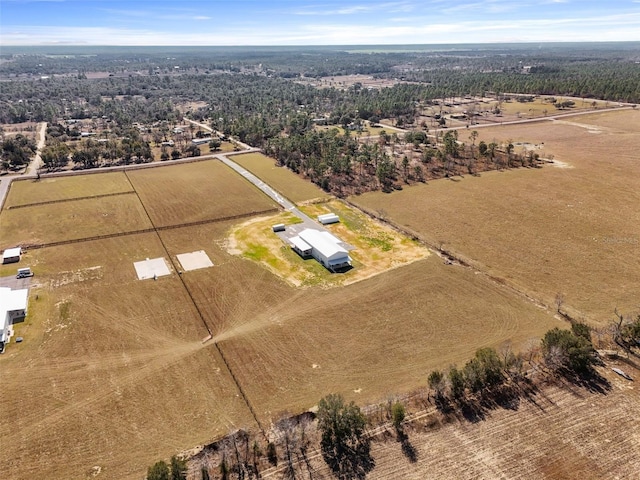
top-left (2, 10), bottom-right (639, 45)
top-left (293, 1), bottom-right (415, 16)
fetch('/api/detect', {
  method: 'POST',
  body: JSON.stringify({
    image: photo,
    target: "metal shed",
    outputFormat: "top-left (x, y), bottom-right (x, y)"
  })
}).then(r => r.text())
top-left (317, 213), bottom-right (340, 225)
top-left (2, 247), bottom-right (21, 265)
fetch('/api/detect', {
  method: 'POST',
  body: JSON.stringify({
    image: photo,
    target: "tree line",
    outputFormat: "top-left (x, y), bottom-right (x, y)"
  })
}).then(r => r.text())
top-left (265, 126), bottom-right (540, 196)
top-left (145, 309), bottom-right (640, 479)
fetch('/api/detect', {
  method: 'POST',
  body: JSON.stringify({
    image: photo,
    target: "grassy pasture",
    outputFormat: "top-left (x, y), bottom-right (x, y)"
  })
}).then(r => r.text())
top-left (0, 234), bottom-right (256, 480)
top-left (233, 152), bottom-right (329, 203)
top-left (126, 159), bottom-right (278, 227)
top-left (353, 110), bottom-right (640, 322)
top-left (0, 193), bottom-right (151, 247)
top-left (4, 172), bottom-right (133, 208)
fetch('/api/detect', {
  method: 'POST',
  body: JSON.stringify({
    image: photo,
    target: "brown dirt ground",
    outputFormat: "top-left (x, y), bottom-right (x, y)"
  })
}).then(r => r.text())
top-left (174, 239), bottom-right (561, 421)
top-left (352, 110), bottom-right (640, 323)
top-left (125, 159), bottom-right (278, 227)
top-left (256, 363), bottom-right (640, 480)
top-left (0, 145), bottom-right (615, 479)
top-left (0, 234), bottom-right (256, 480)
top-left (4, 172), bottom-right (133, 208)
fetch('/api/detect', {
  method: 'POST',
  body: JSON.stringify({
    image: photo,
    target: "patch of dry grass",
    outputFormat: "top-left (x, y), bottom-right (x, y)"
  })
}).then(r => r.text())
top-left (0, 234), bottom-right (256, 480)
top-left (126, 159), bottom-right (277, 227)
top-left (353, 110), bottom-right (640, 322)
top-left (0, 193), bottom-right (152, 247)
top-left (233, 152), bottom-right (329, 204)
top-left (5, 172), bottom-right (133, 207)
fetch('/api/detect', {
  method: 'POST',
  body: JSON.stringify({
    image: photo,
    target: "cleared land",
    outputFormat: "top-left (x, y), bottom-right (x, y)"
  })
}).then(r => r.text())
top-left (3, 172), bottom-right (133, 208)
top-left (278, 365), bottom-right (640, 480)
top-left (0, 152), bottom-right (591, 480)
top-left (0, 234), bottom-right (256, 480)
top-left (352, 109), bottom-right (640, 323)
top-left (227, 200), bottom-right (428, 287)
top-left (126, 160), bottom-right (277, 227)
top-left (206, 254), bottom-right (561, 420)
top-left (0, 193), bottom-right (151, 246)
top-left (233, 152), bottom-right (329, 204)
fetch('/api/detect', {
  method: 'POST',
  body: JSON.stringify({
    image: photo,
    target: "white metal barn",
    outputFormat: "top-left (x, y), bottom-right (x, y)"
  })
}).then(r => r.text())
top-left (291, 228), bottom-right (351, 271)
top-left (0, 287), bottom-right (28, 346)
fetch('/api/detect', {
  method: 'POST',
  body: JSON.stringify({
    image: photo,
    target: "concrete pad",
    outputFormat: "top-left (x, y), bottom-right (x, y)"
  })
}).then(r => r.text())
top-left (176, 250), bottom-right (214, 272)
top-left (134, 257), bottom-right (171, 280)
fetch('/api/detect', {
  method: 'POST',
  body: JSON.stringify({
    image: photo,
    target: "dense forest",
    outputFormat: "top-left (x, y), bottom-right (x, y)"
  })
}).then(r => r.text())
top-left (2, 43), bottom-right (639, 127)
top-left (1, 43), bottom-right (638, 179)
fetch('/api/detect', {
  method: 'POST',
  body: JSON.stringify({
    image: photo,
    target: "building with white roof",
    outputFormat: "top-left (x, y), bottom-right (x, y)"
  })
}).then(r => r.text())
top-left (2, 247), bottom-right (21, 264)
top-left (290, 228), bottom-right (351, 272)
top-left (0, 287), bottom-right (28, 346)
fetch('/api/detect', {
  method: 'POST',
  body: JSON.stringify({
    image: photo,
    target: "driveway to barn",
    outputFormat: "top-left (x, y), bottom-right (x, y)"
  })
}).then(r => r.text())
top-left (216, 153), bottom-right (354, 251)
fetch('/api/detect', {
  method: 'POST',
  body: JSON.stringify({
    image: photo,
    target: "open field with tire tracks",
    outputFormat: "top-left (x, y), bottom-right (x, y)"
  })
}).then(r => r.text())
top-left (2, 124), bottom-right (631, 479)
top-left (353, 109), bottom-right (640, 323)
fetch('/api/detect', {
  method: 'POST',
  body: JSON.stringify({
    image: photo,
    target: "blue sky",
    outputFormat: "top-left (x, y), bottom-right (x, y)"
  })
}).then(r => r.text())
top-left (2, 0), bottom-right (640, 45)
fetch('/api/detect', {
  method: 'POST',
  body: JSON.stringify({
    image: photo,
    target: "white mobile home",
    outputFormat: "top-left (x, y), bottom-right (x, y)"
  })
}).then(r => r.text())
top-left (191, 137), bottom-right (212, 146)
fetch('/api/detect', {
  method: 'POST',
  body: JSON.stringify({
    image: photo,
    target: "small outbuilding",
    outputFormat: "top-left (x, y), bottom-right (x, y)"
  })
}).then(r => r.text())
top-left (317, 213), bottom-right (340, 225)
top-left (191, 137), bottom-right (212, 146)
top-left (2, 247), bottom-right (21, 265)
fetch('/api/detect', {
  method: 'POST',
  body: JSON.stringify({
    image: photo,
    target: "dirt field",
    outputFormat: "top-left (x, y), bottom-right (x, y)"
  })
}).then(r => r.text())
top-left (232, 152), bottom-right (329, 204)
top-left (0, 234), bottom-right (257, 480)
top-left (0, 153), bottom-right (593, 479)
top-left (266, 363), bottom-right (640, 480)
top-left (4, 172), bottom-right (134, 208)
top-left (353, 109), bottom-right (640, 323)
top-left (126, 159), bottom-right (278, 227)
top-left (0, 193), bottom-right (151, 246)
top-left (157, 215), bottom-right (561, 422)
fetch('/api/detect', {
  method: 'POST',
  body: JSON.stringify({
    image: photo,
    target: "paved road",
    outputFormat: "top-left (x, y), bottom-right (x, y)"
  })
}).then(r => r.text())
top-left (216, 154), bottom-right (308, 220)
